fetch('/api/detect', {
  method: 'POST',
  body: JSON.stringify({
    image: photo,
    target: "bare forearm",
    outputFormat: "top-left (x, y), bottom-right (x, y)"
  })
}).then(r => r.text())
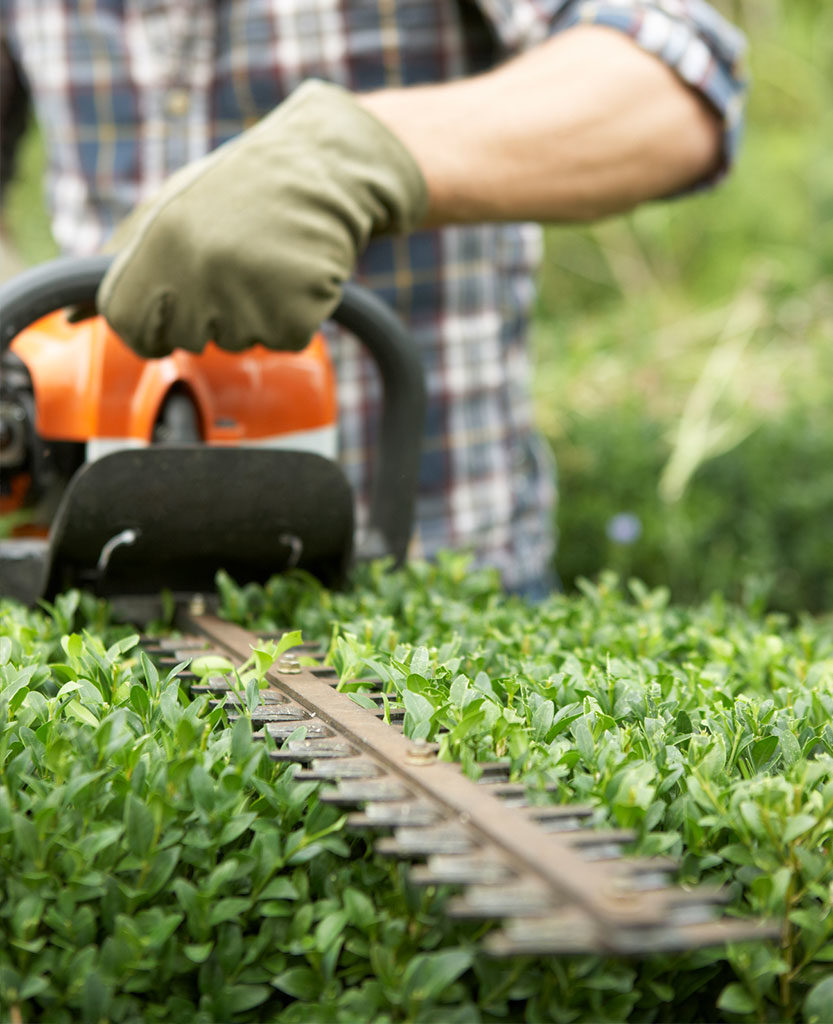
top-left (359, 25), bottom-right (723, 225)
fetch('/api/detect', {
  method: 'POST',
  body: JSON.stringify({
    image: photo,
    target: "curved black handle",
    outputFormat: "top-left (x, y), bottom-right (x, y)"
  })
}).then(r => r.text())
top-left (0, 255), bottom-right (425, 566)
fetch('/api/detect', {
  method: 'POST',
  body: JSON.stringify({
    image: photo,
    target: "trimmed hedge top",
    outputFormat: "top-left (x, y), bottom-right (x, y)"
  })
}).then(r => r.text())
top-left (2, 562), bottom-right (833, 1022)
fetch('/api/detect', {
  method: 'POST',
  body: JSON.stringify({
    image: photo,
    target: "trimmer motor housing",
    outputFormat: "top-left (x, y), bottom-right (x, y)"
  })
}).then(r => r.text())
top-left (0, 255), bottom-right (426, 605)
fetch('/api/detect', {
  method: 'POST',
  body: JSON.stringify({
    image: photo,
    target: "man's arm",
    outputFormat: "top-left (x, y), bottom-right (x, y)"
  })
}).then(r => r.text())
top-left (99, 17), bottom-right (742, 357)
top-left (360, 24), bottom-right (723, 225)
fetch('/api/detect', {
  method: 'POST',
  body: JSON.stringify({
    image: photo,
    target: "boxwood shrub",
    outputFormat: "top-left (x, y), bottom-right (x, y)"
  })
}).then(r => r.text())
top-left (3, 562), bottom-right (833, 1022)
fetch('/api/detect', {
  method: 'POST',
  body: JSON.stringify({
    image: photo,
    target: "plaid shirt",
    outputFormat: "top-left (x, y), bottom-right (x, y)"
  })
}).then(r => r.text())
top-left (1, 0), bottom-right (746, 591)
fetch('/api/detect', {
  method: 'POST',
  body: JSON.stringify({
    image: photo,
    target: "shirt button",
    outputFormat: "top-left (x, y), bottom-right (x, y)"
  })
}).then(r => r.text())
top-left (165, 88), bottom-right (190, 117)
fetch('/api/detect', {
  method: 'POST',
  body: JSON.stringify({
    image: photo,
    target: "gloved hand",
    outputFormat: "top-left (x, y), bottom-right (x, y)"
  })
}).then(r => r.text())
top-left (97, 80), bottom-right (427, 356)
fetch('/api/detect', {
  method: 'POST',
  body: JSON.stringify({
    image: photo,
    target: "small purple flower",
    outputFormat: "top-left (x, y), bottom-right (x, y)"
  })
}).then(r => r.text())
top-left (606, 512), bottom-right (643, 546)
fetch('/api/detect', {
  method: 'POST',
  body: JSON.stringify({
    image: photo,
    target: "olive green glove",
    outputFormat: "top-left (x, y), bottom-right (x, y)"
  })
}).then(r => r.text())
top-left (97, 80), bottom-right (427, 356)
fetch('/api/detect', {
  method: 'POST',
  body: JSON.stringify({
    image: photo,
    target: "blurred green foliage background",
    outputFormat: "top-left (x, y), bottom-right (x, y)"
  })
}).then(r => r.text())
top-left (534, 0), bottom-right (833, 613)
top-left (3, 0), bottom-right (831, 613)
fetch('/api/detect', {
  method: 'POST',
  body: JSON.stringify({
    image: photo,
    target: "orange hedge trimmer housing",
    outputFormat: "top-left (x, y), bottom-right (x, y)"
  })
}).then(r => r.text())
top-left (0, 256), bottom-right (425, 606)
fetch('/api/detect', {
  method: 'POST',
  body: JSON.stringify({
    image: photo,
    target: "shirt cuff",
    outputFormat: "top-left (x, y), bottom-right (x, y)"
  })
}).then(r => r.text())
top-left (556, 1), bottom-right (748, 185)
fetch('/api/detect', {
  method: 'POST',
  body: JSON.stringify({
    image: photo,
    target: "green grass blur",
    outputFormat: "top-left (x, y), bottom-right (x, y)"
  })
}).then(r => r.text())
top-left (534, 0), bottom-right (833, 612)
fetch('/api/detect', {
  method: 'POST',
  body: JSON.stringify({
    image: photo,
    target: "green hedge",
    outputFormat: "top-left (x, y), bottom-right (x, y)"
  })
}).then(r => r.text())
top-left (4, 565), bottom-right (833, 1021)
top-left (550, 402), bottom-right (833, 615)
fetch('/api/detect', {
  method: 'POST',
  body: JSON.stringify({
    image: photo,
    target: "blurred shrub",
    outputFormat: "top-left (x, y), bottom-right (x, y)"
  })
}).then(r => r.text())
top-left (551, 400), bottom-right (833, 615)
top-left (537, 0), bottom-right (833, 613)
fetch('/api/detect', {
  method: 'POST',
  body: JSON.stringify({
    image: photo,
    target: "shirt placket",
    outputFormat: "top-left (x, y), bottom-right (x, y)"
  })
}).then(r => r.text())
top-left (128, 0), bottom-right (216, 193)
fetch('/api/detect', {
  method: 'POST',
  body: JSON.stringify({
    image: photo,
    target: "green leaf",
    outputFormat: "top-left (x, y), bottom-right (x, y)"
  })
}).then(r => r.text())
top-left (750, 734), bottom-right (778, 767)
top-left (343, 887), bottom-right (375, 929)
top-left (55, 681), bottom-right (84, 699)
top-left (315, 910), bottom-right (348, 953)
top-left (209, 898), bottom-right (251, 926)
top-left (12, 895), bottom-right (43, 938)
top-left (218, 813), bottom-right (257, 847)
top-left (804, 977), bottom-right (833, 1024)
top-left (227, 985), bottom-right (272, 1013)
top-left (717, 983), bottom-right (757, 1015)
top-left (783, 813), bottom-right (817, 844)
top-left (66, 699), bottom-right (99, 727)
top-left (450, 675), bottom-right (468, 708)
top-left (62, 633), bottom-right (84, 660)
top-left (19, 975), bottom-right (50, 1001)
top-left (145, 911), bottom-right (184, 947)
top-left (572, 718), bottom-right (595, 762)
top-left (245, 676), bottom-right (260, 713)
top-left (184, 942), bottom-right (213, 963)
top-left (190, 655), bottom-right (235, 678)
top-left (21, 689), bottom-right (49, 719)
top-left (739, 800), bottom-right (764, 837)
top-left (125, 793), bottom-right (155, 858)
top-left (348, 692), bottom-right (378, 711)
top-left (79, 824), bottom-right (125, 860)
top-left (403, 688), bottom-right (434, 724)
top-left (775, 727), bottom-right (801, 768)
top-left (531, 699), bottom-right (555, 741)
top-left (252, 630), bottom-right (303, 671)
top-left (231, 714), bottom-right (253, 762)
top-left (129, 683), bottom-right (150, 717)
top-left (410, 646), bottom-right (430, 678)
top-left (402, 949), bottom-right (472, 1005)
top-left (143, 847), bottom-right (181, 898)
top-left (0, 637), bottom-right (12, 665)
top-left (189, 764), bottom-right (215, 810)
top-left (82, 971), bottom-right (111, 1023)
top-left (271, 967), bottom-right (320, 1000)
top-left (257, 878), bottom-right (298, 901)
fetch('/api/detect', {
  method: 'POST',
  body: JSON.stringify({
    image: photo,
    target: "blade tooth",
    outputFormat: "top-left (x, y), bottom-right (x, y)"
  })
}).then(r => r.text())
top-left (319, 778), bottom-right (411, 805)
top-left (341, 676), bottom-right (385, 691)
top-left (375, 836), bottom-right (404, 857)
top-left (409, 853), bottom-right (514, 887)
top-left (190, 675), bottom-right (239, 695)
top-left (615, 883), bottom-right (729, 911)
top-left (635, 917), bottom-right (781, 952)
top-left (487, 908), bottom-right (779, 957)
top-left (146, 638), bottom-right (207, 655)
top-left (564, 828), bottom-right (638, 847)
top-left (230, 704), bottom-right (309, 723)
top-left (138, 635), bottom-right (165, 651)
top-left (478, 780), bottom-right (565, 798)
top-left (595, 916), bottom-right (779, 956)
top-left (613, 869), bottom-right (676, 892)
top-left (347, 800), bottom-right (442, 829)
top-left (485, 909), bottom-right (601, 956)
top-left (157, 655), bottom-right (193, 668)
top-left (381, 824), bottom-right (475, 857)
top-left (523, 803), bottom-right (596, 820)
top-left (174, 671), bottom-right (201, 684)
top-left (473, 761), bottom-right (512, 783)
top-left (447, 881), bottom-right (557, 919)
top-left (616, 855), bottom-right (680, 874)
top-left (309, 665), bottom-right (339, 681)
top-left (269, 738), bottom-right (356, 762)
top-left (262, 719), bottom-right (333, 740)
top-left (520, 808), bottom-right (592, 833)
top-left (557, 828), bottom-right (638, 857)
top-left (364, 799), bottom-right (439, 823)
top-left (293, 757), bottom-right (383, 781)
top-left (213, 691), bottom-right (288, 707)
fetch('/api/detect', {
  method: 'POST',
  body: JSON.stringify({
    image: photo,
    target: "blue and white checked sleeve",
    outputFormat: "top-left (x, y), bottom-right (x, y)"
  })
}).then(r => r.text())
top-left (470, 0), bottom-right (748, 176)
